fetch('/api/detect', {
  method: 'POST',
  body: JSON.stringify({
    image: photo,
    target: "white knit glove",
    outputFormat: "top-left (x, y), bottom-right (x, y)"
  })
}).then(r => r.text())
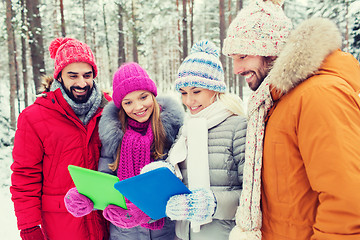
top-left (166, 188), bottom-right (216, 223)
top-left (140, 161), bottom-right (175, 174)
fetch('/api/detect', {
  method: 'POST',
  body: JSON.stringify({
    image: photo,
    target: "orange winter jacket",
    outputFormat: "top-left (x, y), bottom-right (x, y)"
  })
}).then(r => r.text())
top-left (262, 19), bottom-right (360, 240)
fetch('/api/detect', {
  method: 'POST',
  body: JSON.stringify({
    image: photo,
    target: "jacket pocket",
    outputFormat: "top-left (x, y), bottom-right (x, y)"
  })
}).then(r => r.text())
top-left (42, 194), bottom-right (68, 213)
top-left (273, 142), bottom-right (290, 203)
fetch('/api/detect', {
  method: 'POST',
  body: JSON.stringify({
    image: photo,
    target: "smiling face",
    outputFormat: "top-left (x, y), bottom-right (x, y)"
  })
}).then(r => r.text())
top-left (59, 62), bottom-right (94, 103)
top-left (231, 54), bottom-right (275, 91)
top-left (121, 90), bottom-right (155, 123)
top-left (179, 86), bottom-right (216, 115)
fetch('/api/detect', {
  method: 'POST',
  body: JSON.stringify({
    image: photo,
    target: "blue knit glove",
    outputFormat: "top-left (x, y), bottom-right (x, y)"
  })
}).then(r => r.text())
top-left (166, 188), bottom-right (216, 223)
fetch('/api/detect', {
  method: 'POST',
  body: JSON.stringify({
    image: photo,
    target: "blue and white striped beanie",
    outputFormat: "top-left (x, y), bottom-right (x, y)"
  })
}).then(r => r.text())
top-left (175, 40), bottom-right (226, 93)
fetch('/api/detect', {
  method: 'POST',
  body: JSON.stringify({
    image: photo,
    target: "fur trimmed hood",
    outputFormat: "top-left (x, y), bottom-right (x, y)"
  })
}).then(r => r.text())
top-left (41, 75), bottom-right (55, 92)
top-left (98, 95), bottom-right (185, 158)
top-left (268, 18), bottom-right (344, 94)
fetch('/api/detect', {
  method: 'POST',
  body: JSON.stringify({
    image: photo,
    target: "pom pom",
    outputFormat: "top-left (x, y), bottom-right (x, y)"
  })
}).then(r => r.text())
top-left (49, 37), bottom-right (73, 59)
top-left (190, 40), bottom-right (219, 57)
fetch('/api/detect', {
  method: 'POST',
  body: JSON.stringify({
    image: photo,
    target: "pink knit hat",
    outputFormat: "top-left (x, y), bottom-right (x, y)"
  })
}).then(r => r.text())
top-left (222, 0), bottom-right (292, 57)
top-left (112, 62), bottom-right (157, 109)
top-left (49, 37), bottom-right (98, 79)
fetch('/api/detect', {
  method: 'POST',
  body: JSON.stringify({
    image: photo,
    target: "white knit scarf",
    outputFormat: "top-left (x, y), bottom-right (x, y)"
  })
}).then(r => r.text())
top-left (229, 78), bottom-right (273, 239)
top-left (168, 100), bottom-right (233, 179)
top-left (168, 100), bottom-right (233, 238)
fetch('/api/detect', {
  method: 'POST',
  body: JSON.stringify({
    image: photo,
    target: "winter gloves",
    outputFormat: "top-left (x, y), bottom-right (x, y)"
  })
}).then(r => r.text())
top-left (64, 187), bottom-right (94, 217)
top-left (20, 226), bottom-right (45, 240)
top-left (166, 188), bottom-right (216, 223)
top-left (142, 163), bottom-right (217, 224)
top-left (103, 203), bottom-right (165, 230)
top-left (140, 160), bottom-right (175, 174)
top-left (64, 187), bottom-right (165, 230)
top-left (103, 203), bottom-right (150, 228)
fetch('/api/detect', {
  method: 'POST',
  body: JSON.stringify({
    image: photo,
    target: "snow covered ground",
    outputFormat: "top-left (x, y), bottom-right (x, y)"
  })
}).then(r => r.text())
top-left (0, 144), bottom-right (20, 240)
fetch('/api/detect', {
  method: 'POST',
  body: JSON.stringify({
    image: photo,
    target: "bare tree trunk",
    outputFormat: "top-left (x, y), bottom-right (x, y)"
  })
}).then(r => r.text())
top-left (158, 31), bottom-right (164, 91)
top-left (20, 0), bottom-right (29, 107)
top-left (188, 0), bottom-right (194, 47)
top-left (236, 0), bottom-right (244, 99)
top-left (182, 0), bottom-right (188, 61)
top-left (131, 0), bottom-right (138, 62)
top-left (8, 0), bottom-right (21, 113)
top-left (13, 30), bottom-right (21, 113)
top-left (60, 0), bottom-right (66, 37)
top-left (236, 0), bottom-right (243, 12)
top-left (168, 43), bottom-right (172, 92)
top-left (92, 30), bottom-right (97, 57)
top-left (52, 0), bottom-right (59, 37)
top-left (102, 3), bottom-right (112, 84)
top-left (117, 1), bottom-right (126, 66)
top-left (26, 0), bottom-right (46, 94)
top-left (219, 0), bottom-right (226, 86)
top-left (5, 0), bottom-right (17, 129)
top-left (176, 0), bottom-right (182, 63)
top-left (152, 38), bottom-right (158, 87)
top-left (125, 34), bottom-right (131, 61)
top-left (227, 0), bottom-right (233, 94)
top-left (82, 0), bottom-right (87, 43)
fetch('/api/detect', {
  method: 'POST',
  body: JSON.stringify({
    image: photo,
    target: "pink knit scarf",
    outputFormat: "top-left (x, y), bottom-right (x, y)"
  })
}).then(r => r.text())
top-left (117, 118), bottom-right (164, 230)
top-left (117, 118), bottom-right (153, 181)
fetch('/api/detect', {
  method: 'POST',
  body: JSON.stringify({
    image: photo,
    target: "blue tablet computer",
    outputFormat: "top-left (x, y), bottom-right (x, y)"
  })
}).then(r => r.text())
top-left (114, 167), bottom-right (191, 220)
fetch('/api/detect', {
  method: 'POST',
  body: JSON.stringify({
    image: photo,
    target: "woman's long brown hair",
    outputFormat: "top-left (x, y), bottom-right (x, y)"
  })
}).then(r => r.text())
top-left (108, 94), bottom-right (166, 171)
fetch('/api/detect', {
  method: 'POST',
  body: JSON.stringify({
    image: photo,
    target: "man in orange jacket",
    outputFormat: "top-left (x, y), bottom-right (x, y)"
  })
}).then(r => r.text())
top-left (223, 0), bottom-right (360, 239)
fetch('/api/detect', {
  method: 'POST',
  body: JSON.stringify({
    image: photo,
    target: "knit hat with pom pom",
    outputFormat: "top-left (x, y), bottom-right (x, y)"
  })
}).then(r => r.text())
top-left (175, 40), bottom-right (226, 93)
top-left (112, 62), bottom-right (157, 109)
top-left (222, 0), bottom-right (292, 57)
top-left (49, 37), bottom-right (97, 79)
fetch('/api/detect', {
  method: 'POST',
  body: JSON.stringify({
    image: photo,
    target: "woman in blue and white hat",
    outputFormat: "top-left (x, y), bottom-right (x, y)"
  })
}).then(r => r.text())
top-left (143, 40), bottom-right (247, 240)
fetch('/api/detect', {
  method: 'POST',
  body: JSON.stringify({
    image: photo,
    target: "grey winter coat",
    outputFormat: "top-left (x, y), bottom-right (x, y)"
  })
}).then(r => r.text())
top-left (98, 95), bottom-right (185, 240)
top-left (177, 114), bottom-right (247, 240)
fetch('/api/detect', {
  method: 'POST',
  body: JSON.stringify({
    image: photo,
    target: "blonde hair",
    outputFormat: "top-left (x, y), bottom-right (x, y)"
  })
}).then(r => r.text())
top-left (215, 92), bottom-right (245, 117)
top-left (108, 94), bottom-right (166, 171)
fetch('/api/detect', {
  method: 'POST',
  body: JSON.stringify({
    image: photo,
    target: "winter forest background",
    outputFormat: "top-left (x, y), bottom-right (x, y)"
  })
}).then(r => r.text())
top-left (0, 0), bottom-right (360, 239)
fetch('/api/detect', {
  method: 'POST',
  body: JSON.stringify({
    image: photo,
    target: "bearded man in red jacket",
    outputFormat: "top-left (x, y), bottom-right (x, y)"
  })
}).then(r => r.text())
top-left (10, 38), bottom-right (110, 240)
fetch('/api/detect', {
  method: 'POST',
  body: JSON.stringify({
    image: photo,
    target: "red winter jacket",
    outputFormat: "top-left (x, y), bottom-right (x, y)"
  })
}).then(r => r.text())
top-left (11, 88), bottom-right (110, 240)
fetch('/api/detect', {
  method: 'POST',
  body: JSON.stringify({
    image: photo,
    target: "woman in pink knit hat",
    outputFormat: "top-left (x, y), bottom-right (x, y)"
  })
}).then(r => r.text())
top-left (64, 62), bottom-right (185, 239)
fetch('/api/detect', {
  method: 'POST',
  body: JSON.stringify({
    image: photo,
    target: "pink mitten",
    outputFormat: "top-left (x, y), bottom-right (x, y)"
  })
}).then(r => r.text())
top-left (103, 203), bottom-right (151, 228)
top-left (64, 187), bottom-right (94, 217)
top-left (141, 218), bottom-right (165, 230)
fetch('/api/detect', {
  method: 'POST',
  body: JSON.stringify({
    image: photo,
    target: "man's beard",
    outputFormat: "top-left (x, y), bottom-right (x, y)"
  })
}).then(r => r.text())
top-left (61, 82), bottom-right (93, 104)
